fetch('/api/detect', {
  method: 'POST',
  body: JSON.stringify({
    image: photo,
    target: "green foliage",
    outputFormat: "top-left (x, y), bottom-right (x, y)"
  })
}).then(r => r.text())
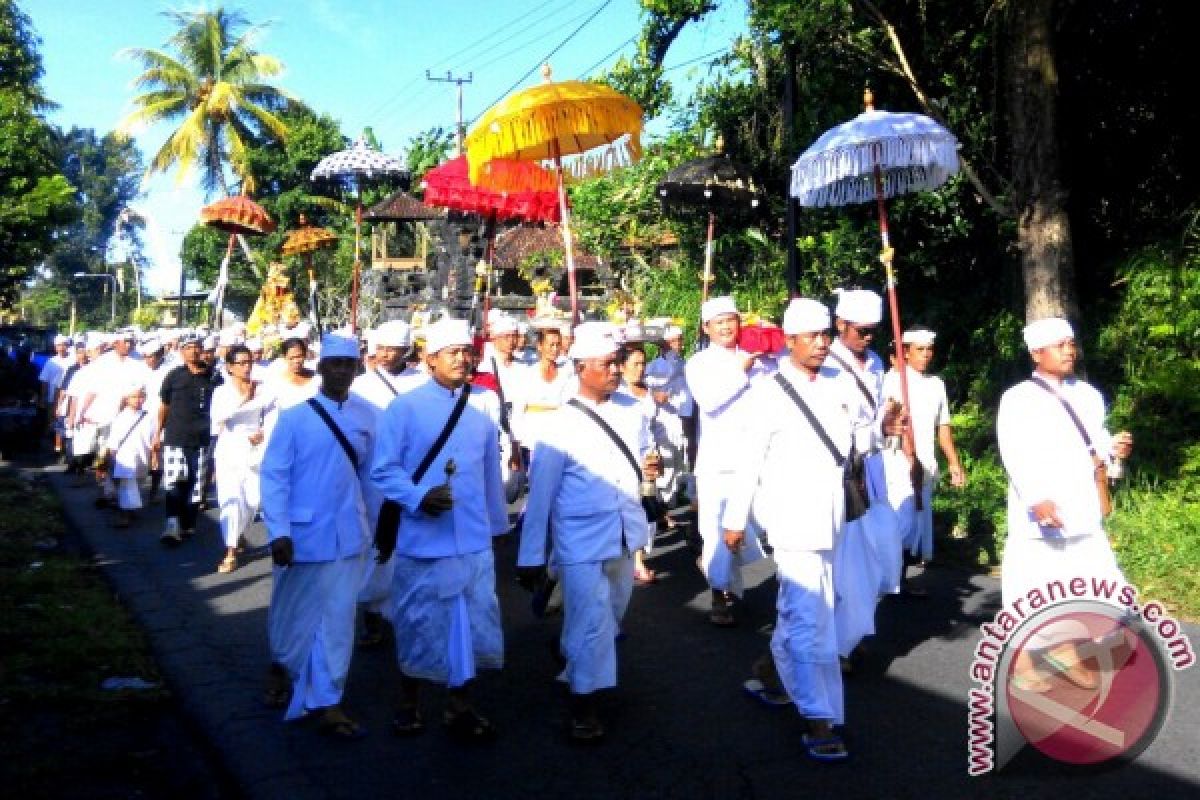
top-left (1108, 477), bottom-right (1200, 618)
top-left (182, 108), bottom-right (352, 317)
top-left (1093, 221), bottom-right (1200, 480)
top-left (0, 1), bottom-right (77, 303)
top-left (404, 127), bottom-right (454, 185)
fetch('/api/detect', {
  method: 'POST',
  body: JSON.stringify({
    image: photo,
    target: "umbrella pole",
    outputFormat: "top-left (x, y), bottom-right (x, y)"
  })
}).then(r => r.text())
top-left (701, 211), bottom-right (716, 304)
top-left (482, 213), bottom-right (497, 326)
top-left (872, 162), bottom-right (923, 509)
top-left (351, 188), bottom-right (363, 334)
top-left (306, 252), bottom-right (321, 335)
top-left (551, 144), bottom-right (580, 328)
top-left (214, 233), bottom-right (236, 327)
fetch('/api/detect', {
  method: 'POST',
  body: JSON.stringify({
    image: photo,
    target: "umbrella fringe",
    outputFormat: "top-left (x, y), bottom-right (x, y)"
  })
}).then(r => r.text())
top-left (466, 99), bottom-right (642, 183)
top-left (790, 134), bottom-right (958, 207)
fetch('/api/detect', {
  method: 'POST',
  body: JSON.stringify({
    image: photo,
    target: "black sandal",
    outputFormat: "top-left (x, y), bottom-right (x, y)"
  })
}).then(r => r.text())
top-left (391, 706), bottom-right (425, 737)
top-left (443, 707), bottom-right (497, 744)
top-left (568, 716), bottom-right (606, 744)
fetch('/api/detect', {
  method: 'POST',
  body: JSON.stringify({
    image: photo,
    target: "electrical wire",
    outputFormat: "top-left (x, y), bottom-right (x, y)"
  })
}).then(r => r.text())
top-left (577, 34), bottom-right (637, 78)
top-left (471, 0), bottom-right (613, 124)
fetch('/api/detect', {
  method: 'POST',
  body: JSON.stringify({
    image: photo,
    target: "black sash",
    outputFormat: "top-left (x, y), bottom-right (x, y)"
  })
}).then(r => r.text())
top-left (374, 385), bottom-right (471, 549)
top-left (828, 350), bottom-right (877, 411)
top-left (307, 397), bottom-right (359, 470)
top-left (567, 398), bottom-right (661, 524)
top-left (375, 368), bottom-right (400, 397)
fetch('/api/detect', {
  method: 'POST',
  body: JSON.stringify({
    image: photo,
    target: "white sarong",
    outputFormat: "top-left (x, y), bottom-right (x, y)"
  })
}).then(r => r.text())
top-left (697, 474), bottom-right (765, 596)
top-left (558, 554), bottom-right (634, 694)
top-left (390, 549), bottom-right (503, 688)
top-left (772, 550), bottom-right (844, 724)
top-left (268, 554), bottom-right (366, 721)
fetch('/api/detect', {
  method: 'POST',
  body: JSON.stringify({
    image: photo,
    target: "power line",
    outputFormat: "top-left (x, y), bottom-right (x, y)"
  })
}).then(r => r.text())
top-left (578, 35), bottom-right (637, 78)
top-left (473, 0), bottom-right (614, 124)
top-left (662, 47), bottom-right (728, 73)
top-left (362, 0), bottom-right (574, 126)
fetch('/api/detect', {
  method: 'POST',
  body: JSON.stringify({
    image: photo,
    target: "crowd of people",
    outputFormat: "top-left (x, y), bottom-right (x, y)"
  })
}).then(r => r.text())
top-left (36, 289), bottom-right (1132, 760)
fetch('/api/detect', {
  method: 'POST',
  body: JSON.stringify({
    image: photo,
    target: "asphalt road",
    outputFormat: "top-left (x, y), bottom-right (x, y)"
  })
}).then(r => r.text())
top-left (45, 466), bottom-right (1200, 799)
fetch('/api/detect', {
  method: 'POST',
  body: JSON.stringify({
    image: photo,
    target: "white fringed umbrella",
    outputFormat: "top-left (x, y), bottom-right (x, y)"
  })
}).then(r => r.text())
top-left (791, 89), bottom-right (960, 501)
top-left (311, 134), bottom-right (407, 332)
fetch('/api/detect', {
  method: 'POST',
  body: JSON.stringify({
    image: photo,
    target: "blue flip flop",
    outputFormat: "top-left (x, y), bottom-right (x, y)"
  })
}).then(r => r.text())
top-left (742, 678), bottom-right (791, 707)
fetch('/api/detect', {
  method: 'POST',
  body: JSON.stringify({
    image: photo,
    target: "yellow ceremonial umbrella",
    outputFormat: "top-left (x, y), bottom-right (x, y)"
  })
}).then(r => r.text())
top-left (465, 64), bottom-right (643, 325)
top-left (281, 214), bottom-right (339, 333)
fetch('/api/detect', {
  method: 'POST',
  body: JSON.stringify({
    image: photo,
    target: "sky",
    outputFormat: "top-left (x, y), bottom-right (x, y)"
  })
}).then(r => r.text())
top-left (26, 0), bottom-right (748, 294)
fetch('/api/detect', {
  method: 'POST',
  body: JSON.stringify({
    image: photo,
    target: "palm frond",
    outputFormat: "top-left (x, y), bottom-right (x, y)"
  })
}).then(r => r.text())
top-left (118, 94), bottom-right (189, 134)
top-left (239, 101), bottom-right (290, 143)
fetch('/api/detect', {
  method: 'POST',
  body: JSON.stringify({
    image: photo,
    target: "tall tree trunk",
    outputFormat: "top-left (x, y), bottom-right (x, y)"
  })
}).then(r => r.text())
top-left (1007, 0), bottom-right (1079, 322)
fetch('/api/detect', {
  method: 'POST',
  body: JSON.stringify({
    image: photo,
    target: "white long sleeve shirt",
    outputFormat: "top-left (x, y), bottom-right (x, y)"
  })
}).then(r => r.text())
top-left (685, 343), bottom-right (774, 476)
top-left (723, 361), bottom-right (860, 553)
top-left (370, 379), bottom-right (508, 558)
top-left (260, 391), bottom-right (376, 562)
top-left (210, 381), bottom-right (277, 465)
top-left (997, 373), bottom-right (1115, 541)
top-left (518, 393), bottom-right (652, 567)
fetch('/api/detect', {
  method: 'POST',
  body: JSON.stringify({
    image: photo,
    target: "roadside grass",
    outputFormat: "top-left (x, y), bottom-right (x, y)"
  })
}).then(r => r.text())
top-left (0, 467), bottom-right (221, 796)
top-left (1108, 476), bottom-right (1200, 619)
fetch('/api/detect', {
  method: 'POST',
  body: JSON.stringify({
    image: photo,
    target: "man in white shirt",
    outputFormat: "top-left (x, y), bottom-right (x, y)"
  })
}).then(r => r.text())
top-left (684, 296), bottom-right (773, 626)
top-left (881, 328), bottom-right (966, 581)
top-left (724, 298), bottom-right (903, 762)
top-left (371, 318), bottom-right (508, 743)
top-left (39, 334), bottom-right (72, 455)
top-left (260, 332), bottom-right (376, 739)
top-left (350, 319), bottom-right (424, 647)
top-left (997, 317), bottom-right (1133, 691)
top-left (518, 322), bottom-right (658, 743)
top-left (823, 289), bottom-right (903, 658)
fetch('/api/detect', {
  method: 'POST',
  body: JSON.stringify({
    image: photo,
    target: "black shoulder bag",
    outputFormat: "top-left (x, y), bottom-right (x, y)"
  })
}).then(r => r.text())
top-left (374, 386), bottom-right (471, 557)
top-left (566, 398), bottom-right (663, 522)
top-left (773, 373), bottom-right (868, 522)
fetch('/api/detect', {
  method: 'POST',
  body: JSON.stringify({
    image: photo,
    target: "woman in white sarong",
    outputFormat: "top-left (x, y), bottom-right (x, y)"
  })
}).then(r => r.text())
top-left (270, 337), bottom-right (320, 409)
top-left (210, 344), bottom-right (277, 573)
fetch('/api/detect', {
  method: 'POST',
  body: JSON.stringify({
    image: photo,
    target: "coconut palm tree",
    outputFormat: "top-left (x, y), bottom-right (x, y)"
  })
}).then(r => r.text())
top-left (119, 6), bottom-right (302, 195)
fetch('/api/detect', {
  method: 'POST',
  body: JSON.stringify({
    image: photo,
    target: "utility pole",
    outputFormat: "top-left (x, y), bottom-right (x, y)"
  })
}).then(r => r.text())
top-left (426, 70), bottom-right (473, 155)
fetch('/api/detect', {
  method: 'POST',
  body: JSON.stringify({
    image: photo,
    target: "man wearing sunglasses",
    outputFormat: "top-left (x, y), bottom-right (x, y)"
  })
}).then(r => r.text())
top-left (824, 289), bottom-right (904, 666)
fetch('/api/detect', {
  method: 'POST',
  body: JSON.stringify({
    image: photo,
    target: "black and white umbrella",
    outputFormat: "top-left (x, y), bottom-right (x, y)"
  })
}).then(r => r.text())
top-left (310, 134), bottom-right (407, 332)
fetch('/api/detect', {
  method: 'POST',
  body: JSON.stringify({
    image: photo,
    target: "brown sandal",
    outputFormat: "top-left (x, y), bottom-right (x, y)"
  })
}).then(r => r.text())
top-left (216, 553), bottom-right (238, 574)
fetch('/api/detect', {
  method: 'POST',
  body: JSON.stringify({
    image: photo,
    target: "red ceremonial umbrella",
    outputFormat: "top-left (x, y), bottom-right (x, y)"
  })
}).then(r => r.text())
top-left (422, 155), bottom-right (561, 329)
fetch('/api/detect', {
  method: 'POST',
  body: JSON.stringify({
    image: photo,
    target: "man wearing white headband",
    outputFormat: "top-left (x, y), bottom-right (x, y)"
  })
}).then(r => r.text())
top-left (881, 328), bottom-right (965, 586)
top-left (824, 287), bottom-right (903, 662)
top-left (139, 337), bottom-right (170, 501)
top-left (371, 317), bottom-right (508, 743)
top-left (684, 295), bottom-right (773, 626)
top-left (349, 318), bottom-right (424, 647)
top-left (724, 298), bottom-right (904, 761)
top-left (260, 332), bottom-right (377, 739)
top-left (518, 321), bottom-right (659, 742)
top-left (996, 317), bottom-right (1133, 691)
